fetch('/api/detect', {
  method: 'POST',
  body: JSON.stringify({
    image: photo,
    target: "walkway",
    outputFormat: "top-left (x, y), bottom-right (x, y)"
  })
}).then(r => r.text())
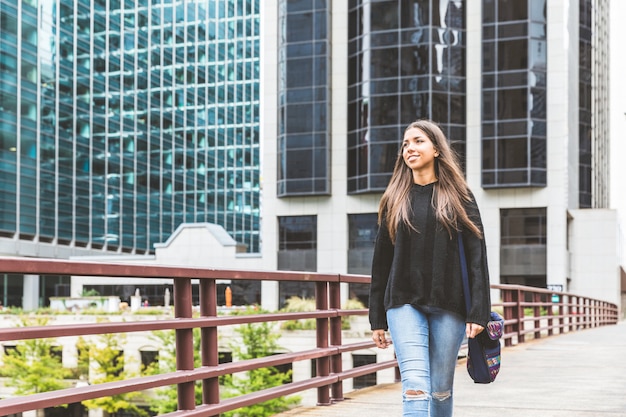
top-left (274, 320), bottom-right (626, 417)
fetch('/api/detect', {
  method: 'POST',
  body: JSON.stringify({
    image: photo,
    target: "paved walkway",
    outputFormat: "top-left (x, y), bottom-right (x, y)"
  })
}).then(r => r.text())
top-left (274, 320), bottom-right (626, 417)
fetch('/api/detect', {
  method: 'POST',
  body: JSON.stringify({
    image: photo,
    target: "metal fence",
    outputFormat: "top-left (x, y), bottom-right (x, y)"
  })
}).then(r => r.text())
top-left (0, 257), bottom-right (619, 417)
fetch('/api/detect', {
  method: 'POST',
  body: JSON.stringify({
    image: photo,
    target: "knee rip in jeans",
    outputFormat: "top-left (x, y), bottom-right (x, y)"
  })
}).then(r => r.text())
top-left (404, 390), bottom-right (428, 400)
top-left (432, 390), bottom-right (451, 401)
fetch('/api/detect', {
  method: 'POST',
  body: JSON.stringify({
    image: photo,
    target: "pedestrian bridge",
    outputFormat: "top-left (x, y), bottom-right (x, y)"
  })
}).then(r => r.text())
top-left (0, 257), bottom-right (620, 417)
top-left (274, 320), bottom-right (626, 417)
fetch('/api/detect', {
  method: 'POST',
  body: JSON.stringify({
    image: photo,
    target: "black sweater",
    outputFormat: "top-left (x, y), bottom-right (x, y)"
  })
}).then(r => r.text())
top-left (369, 183), bottom-right (492, 330)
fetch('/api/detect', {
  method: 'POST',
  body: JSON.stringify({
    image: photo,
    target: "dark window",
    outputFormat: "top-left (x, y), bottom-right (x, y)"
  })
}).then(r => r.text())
top-left (498, 0), bottom-right (528, 21)
top-left (498, 39), bottom-right (528, 71)
top-left (481, 0), bottom-right (546, 188)
top-left (50, 346), bottom-right (63, 362)
top-left (273, 356), bottom-right (293, 384)
top-left (278, 216), bottom-right (317, 251)
top-left (219, 351), bottom-right (232, 364)
top-left (140, 350), bottom-right (158, 374)
top-left (500, 207), bottom-right (547, 288)
top-left (278, 1), bottom-right (330, 196)
top-left (348, 0), bottom-right (466, 193)
top-left (352, 354), bottom-right (377, 389)
top-left (500, 208), bottom-right (547, 245)
top-left (111, 350), bottom-right (124, 378)
top-left (278, 216), bottom-right (317, 306)
top-left (578, 0), bottom-right (592, 207)
top-left (348, 213), bottom-right (378, 305)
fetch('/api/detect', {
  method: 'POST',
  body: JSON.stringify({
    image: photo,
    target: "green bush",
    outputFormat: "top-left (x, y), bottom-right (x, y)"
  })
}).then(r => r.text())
top-left (279, 296), bottom-right (366, 331)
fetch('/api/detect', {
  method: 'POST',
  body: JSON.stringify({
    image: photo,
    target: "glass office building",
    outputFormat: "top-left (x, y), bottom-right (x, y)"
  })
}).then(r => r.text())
top-left (0, 0), bottom-right (260, 255)
top-left (346, 0), bottom-right (466, 193)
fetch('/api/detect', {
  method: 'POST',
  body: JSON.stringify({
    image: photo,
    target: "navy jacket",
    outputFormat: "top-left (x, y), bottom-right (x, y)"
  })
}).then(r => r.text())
top-left (369, 188), bottom-right (492, 330)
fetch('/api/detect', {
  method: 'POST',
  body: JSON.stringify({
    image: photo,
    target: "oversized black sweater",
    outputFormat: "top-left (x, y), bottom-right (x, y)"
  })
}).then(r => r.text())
top-left (369, 183), bottom-right (492, 330)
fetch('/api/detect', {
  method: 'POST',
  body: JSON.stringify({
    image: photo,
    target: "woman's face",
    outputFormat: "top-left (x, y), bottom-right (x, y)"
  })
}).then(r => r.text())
top-left (402, 127), bottom-right (438, 175)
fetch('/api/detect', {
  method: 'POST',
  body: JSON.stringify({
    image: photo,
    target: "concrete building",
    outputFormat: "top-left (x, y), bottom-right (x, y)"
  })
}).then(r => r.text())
top-left (1, 0), bottom-right (625, 316)
top-left (254, 0), bottom-right (625, 312)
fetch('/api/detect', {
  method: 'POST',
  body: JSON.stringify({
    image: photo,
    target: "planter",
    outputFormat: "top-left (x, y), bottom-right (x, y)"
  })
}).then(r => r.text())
top-left (49, 296), bottom-right (121, 313)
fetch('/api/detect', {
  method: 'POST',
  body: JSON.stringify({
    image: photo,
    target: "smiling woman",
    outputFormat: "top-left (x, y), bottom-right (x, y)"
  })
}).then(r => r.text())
top-left (401, 126), bottom-right (439, 184)
top-left (369, 119), bottom-right (492, 417)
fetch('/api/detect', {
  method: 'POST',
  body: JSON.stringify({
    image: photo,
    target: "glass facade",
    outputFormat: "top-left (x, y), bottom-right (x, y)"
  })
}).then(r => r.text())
top-left (0, 0), bottom-right (261, 253)
top-left (277, 215), bottom-right (316, 307)
top-left (579, 0), bottom-right (592, 208)
top-left (347, 213), bottom-right (378, 306)
top-left (277, 0), bottom-right (330, 196)
top-left (347, 0), bottom-right (466, 193)
top-left (500, 207), bottom-right (547, 287)
top-left (481, 0), bottom-right (547, 188)
top-left (347, 213), bottom-right (377, 275)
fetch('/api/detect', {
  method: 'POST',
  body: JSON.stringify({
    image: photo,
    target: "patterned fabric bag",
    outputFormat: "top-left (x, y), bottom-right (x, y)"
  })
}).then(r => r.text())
top-left (466, 311), bottom-right (504, 383)
top-left (458, 233), bottom-right (504, 384)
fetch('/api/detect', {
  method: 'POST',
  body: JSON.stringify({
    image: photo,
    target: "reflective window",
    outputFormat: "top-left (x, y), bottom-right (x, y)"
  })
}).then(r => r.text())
top-left (348, 0), bottom-right (466, 193)
top-left (277, 215), bottom-right (317, 270)
top-left (278, 0), bottom-right (330, 196)
top-left (579, 0), bottom-right (592, 207)
top-left (500, 207), bottom-right (547, 287)
top-left (481, 0), bottom-right (546, 188)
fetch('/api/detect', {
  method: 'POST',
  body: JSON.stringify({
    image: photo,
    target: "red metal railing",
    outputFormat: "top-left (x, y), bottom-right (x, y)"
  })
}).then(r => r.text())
top-left (491, 284), bottom-right (620, 346)
top-left (0, 257), bottom-right (620, 416)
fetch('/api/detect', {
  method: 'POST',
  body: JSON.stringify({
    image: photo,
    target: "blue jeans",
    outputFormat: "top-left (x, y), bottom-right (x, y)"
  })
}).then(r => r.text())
top-left (387, 304), bottom-right (466, 417)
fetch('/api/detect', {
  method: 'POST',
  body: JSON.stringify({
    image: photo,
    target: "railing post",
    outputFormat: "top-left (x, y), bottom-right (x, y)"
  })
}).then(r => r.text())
top-left (547, 293), bottom-right (553, 336)
top-left (590, 299), bottom-right (596, 328)
top-left (574, 296), bottom-right (581, 330)
top-left (578, 296), bottom-right (584, 329)
top-left (329, 280), bottom-right (343, 402)
top-left (558, 293), bottom-right (564, 335)
top-left (394, 354), bottom-right (401, 382)
top-left (174, 278), bottom-right (196, 411)
top-left (200, 278), bottom-right (219, 413)
top-left (501, 288), bottom-right (513, 347)
top-left (566, 294), bottom-right (574, 332)
top-left (315, 281), bottom-right (330, 406)
top-left (533, 292), bottom-right (541, 340)
top-left (516, 289), bottom-right (525, 344)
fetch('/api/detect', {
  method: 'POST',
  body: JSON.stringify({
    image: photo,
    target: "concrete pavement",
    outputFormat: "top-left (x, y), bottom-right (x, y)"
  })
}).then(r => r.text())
top-left (273, 320), bottom-right (626, 417)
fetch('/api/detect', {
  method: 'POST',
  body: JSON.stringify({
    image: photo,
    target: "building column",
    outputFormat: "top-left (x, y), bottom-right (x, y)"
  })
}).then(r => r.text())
top-left (261, 281), bottom-right (279, 311)
top-left (23, 274), bottom-right (40, 311)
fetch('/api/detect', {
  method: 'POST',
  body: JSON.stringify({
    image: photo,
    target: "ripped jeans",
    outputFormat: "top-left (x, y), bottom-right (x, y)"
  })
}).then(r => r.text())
top-left (387, 304), bottom-right (466, 417)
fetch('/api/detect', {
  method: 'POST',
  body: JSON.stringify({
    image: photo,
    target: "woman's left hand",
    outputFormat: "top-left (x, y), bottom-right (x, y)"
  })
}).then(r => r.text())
top-left (466, 323), bottom-right (484, 339)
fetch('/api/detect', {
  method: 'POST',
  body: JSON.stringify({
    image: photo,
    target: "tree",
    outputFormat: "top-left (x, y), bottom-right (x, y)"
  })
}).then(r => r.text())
top-left (146, 308), bottom-right (300, 416)
top-left (82, 332), bottom-right (147, 417)
top-left (145, 328), bottom-right (203, 415)
top-left (221, 308), bottom-right (301, 417)
top-left (1, 317), bottom-right (71, 417)
top-left (2, 317), bottom-right (71, 394)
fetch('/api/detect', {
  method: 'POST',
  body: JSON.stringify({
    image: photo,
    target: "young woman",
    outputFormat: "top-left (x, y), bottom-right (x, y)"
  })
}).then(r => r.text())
top-left (369, 119), bottom-right (491, 417)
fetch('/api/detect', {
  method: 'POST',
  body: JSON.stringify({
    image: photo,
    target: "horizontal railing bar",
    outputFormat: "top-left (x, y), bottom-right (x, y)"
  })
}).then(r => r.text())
top-left (338, 274), bottom-right (372, 284)
top-left (161, 376), bottom-right (339, 417)
top-left (0, 311), bottom-right (341, 342)
top-left (0, 370), bottom-right (198, 415)
top-left (335, 359), bottom-right (398, 381)
top-left (336, 308), bottom-right (368, 317)
top-left (0, 257), bottom-right (339, 282)
top-left (333, 340), bottom-right (379, 354)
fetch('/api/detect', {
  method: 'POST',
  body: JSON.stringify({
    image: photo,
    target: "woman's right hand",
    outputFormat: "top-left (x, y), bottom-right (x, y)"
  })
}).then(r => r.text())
top-left (372, 329), bottom-right (391, 349)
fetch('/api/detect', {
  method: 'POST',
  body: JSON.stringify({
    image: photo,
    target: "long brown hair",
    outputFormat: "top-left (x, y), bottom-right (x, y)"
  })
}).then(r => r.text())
top-left (378, 119), bottom-right (482, 241)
